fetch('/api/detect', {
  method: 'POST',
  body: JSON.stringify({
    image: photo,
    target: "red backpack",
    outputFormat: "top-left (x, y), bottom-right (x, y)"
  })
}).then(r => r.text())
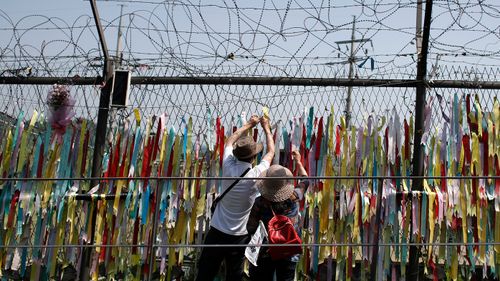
top-left (267, 213), bottom-right (303, 260)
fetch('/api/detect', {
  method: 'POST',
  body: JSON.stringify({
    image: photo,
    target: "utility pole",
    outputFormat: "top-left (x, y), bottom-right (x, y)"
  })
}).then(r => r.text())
top-left (115, 4), bottom-right (125, 66)
top-left (346, 16), bottom-right (356, 128)
top-left (416, 1), bottom-right (423, 54)
top-left (335, 16), bottom-right (370, 128)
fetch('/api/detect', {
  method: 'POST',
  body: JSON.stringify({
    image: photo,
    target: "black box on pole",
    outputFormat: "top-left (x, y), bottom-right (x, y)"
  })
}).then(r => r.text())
top-left (111, 69), bottom-right (130, 108)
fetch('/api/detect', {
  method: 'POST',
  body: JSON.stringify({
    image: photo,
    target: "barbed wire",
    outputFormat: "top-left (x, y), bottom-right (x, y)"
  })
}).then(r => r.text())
top-left (1, 1), bottom-right (499, 77)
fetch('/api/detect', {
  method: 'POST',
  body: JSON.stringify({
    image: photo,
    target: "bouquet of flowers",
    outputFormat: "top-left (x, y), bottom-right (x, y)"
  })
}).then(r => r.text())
top-left (46, 84), bottom-right (75, 136)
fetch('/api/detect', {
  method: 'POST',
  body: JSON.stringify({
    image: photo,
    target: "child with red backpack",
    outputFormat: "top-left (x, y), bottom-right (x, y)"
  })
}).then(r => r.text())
top-left (246, 151), bottom-right (309, 281)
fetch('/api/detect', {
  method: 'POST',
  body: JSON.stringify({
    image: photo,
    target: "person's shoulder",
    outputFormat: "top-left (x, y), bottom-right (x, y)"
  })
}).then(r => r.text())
top-left (223, 147), bottom-right (236, 164)
top-left (252, 159), bottom-right (270, 172)
top-left (258, 159), bottom-right (271, 166)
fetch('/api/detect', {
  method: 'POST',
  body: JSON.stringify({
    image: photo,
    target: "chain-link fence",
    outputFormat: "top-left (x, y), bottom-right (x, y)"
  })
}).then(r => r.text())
top-left (1, 1), bottom-right (500, 280)
top-left (1, 64), bottom-right (499, 132)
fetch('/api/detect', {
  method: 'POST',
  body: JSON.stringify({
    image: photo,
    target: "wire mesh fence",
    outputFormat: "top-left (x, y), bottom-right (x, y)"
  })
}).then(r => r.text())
top-left (1, 64), bottom-right (499, 133)
top-left (1, 82), bottom-right (499, 281)
top-left (0, 174), bottom-right (499, 281)
top-left (1, 0), bottom-right (500, 280)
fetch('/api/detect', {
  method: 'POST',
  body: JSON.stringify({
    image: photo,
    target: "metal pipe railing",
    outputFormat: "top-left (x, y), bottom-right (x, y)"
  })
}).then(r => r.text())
top-left (0, 175), bottom-right (498, 181)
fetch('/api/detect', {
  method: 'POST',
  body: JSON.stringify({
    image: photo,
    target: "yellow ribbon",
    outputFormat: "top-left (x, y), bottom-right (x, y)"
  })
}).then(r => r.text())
top-left (262, 106), bottom-right (269, 119)
top-left (0, 129), bottom-right (12, 176)
top-left (172, 135), bottom-right (182, 194)
top-left (17, 111), bottom-right (38, 172)
top-left (76, 120), bottom-right (87, 177)
top-left (160, 128), bottom-right (168, 164)
top-left (424, 180), bottom-right (436, 262)
top-left (183, 118), bottom-right (193, 201)
top-left (472, 132), bottom-right (481, 178)
top-left (475, 95), bottom-right (483, 138)
top-left (133, 108), bottom-right (141, 126)
top-left (328, 110), bottom-right (334, 154)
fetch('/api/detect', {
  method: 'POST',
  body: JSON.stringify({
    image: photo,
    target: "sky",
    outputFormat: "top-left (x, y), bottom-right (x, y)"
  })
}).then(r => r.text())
top-left (1, 1), bottom-right (417, 72)
top-left (2, 1), bottom-right (499, 76)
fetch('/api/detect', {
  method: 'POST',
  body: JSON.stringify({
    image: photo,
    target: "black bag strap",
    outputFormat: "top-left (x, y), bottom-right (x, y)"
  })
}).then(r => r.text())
top-left (213, 167), bottom-right (251, 206)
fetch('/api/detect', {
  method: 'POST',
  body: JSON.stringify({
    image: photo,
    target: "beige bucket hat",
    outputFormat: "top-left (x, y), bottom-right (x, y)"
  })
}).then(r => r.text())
top-left (233, 135), bottom-right (263, 160)
top-left (257, 164), bottom-right (294, 202)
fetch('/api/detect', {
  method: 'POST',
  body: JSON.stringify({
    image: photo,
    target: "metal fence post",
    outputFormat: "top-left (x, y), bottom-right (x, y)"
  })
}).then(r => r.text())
top-left (407, 0), bottom-right (433, 280)
top-left (370, 177), bottom-right (385, 278)
top-left (80, 1), bottom-right (113, 280)
top-left (148, 178), bottom-right (163, 281)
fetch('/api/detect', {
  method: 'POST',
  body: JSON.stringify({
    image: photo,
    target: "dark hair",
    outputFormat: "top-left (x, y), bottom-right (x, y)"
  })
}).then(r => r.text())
top-left (270, 200), bottom-right (290, 215)
top-left (236, 155), bottom-right (256, 163)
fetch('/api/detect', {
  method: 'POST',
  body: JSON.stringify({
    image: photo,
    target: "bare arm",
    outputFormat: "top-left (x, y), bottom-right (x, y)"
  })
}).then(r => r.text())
top-left (260, 117), bottom-right (275, 164)
top-left (225, 115), bottom-right (259, 148)
top-left (290, 150), bottom-right (308, 201)
top-left (292, 150), bottom-right (307, 176)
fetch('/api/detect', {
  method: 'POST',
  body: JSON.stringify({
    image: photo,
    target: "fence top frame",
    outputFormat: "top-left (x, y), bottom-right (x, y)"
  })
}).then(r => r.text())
top-left (1, 76), bottom-right (500, 89)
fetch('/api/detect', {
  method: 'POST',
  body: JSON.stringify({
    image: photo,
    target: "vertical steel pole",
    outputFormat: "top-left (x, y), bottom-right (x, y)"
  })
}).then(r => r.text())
top-left (370, 177), bottom-right (385, 278)
top-left (81, 1), bottom-right (112, 280)
top-left (148, 178), bottom-right (163, 281)
top-left (407, 0), bottom-right (433, 280)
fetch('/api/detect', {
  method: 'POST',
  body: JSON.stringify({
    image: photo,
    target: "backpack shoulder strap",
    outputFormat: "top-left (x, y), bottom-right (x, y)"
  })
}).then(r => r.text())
top-left (213, 167), bottom-right (251, 205)
top-left (270, 205), bottom-right (276, 217)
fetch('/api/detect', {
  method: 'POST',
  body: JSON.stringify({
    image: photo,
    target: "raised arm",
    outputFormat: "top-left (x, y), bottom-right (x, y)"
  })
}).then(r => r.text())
top-left (292, 150), bottom-right (307, 176)
top-left (225, 115), bottom-right (260, 148)
top-left (291, 150), bottom-right (309, 201)
top-left (260, 117), bottom-right (275, 164)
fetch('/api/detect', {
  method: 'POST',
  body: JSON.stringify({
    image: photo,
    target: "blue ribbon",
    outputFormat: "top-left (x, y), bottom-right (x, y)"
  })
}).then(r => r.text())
top-left (306, 107), bottom-right (314, 149)
top-left (57, 128), bottom-right (73, 223)
top-left (141, 183), bottom-right (150, 225)
top-left (160, 128), bottom-right (175, 223)
top-left (420, 193), bottom-right (428, 240)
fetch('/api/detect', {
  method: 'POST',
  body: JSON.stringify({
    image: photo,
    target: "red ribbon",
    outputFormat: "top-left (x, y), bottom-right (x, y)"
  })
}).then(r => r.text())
top-left (219, 126), bottom-right (224, 167)
top-left (462, 135), bottom-right (471, 166)
top-left (37, 143), bottom-right (44, 178)
top-left (335, 125), bottom-right (341, 157)
top-left (195, 161), bottom-right (204, 199)
top-left (495, 155), bottom-right (500, 195)
top-left (141, 137), bottom-right (154, 189)
top-left (6, 190), bottom-right (20, 228)
top-left (151, 119), bottom-right (162, 161)
top-left (483, 130), bottom-right (488, 175)
top-left (440, 164), bottom-right (446, 193)
top-left (110, 134), bottom-right (121, 178)
top-left (315, 117), bottom-right (323, 162)
top-left (215, 117), bottom-right (221, 155)
top-left (404, 119), bottom-right (410, 161)
top-left (118, 137), bottom-right (129, 177)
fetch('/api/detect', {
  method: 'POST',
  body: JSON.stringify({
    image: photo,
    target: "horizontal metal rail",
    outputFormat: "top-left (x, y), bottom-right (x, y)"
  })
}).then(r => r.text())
top-left (2, 76), bottom-right (500, 89)
top-left (0, 175), bottom-right (498, 181)
top-left (1, 241), bottom-right (500, 249)
top-left (2, 242), bottom-right (500, 249)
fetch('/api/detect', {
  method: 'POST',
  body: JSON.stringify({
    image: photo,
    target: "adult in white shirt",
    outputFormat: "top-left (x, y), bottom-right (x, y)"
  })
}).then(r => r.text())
top-left (196, 115), bottom-right (275, 281)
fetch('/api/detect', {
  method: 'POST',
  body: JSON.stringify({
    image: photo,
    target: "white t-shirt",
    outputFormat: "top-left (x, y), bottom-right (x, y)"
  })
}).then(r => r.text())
top-left (210, 146), bottom-right (270, 235)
